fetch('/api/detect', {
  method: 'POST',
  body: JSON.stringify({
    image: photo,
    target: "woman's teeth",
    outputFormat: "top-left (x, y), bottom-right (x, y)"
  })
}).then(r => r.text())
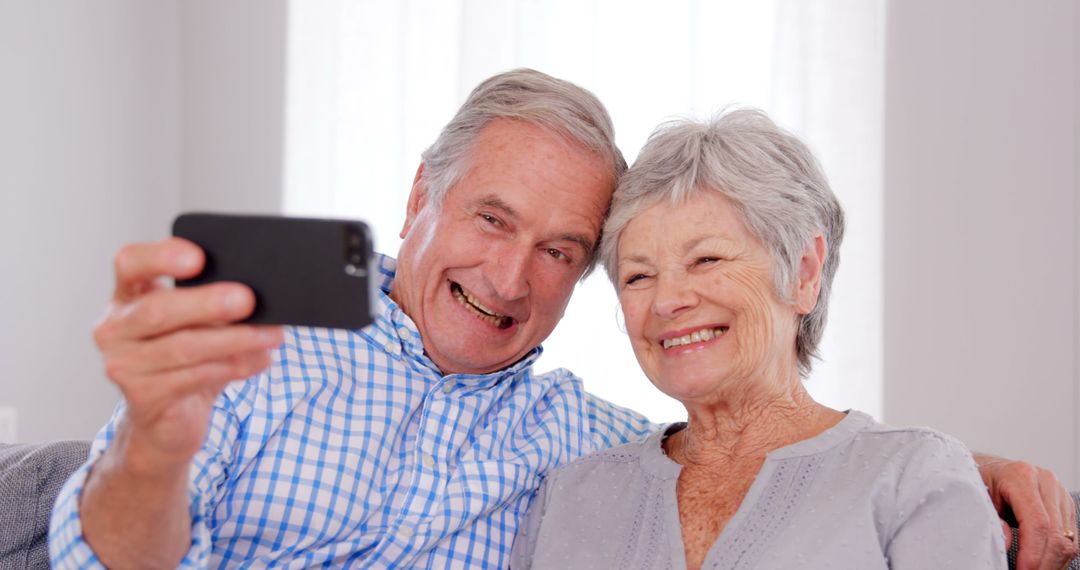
top-left (452, 283), bottom-right (513, 329)
top-left (661, 327), bottom-right (728, 349)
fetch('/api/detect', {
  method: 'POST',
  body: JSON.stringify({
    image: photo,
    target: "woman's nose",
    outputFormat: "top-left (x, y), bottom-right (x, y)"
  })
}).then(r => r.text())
top-left (652, 274), bottom-right (697, 318)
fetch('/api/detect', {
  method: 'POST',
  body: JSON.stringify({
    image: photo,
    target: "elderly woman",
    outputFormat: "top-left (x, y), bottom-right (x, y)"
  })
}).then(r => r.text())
top-left (510, 110), bottom-right (1006, 569)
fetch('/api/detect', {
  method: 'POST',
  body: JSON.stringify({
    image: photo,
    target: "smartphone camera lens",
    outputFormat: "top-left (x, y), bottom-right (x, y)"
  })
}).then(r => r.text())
top-left (343, 224), bottom-right (368, 278)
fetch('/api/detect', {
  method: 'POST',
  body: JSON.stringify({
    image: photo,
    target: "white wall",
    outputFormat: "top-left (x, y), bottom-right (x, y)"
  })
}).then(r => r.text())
top-left (883, 0), bottom-right (1078, 487)
top-left (180, 0), bottom-right (286, 213)
top-left (0, 0), bottom-right (286, 443)
top-left (0, 1), bottom-right (180, 443)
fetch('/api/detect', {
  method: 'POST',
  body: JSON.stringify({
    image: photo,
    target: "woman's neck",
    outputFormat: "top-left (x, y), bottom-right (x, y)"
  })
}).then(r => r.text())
top-left (666, 379), bottom-right (843, 469)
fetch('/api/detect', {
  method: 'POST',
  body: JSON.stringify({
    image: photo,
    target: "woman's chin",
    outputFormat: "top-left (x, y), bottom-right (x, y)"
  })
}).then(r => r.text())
top-left (653, 372), bottom-right (736, 405)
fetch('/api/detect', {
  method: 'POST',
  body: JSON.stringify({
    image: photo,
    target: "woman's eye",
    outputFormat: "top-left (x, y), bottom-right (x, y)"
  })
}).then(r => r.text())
top-left (695, 256), bottom-right (720, 266)
top-left (624, 273), bottom-right (648, 286)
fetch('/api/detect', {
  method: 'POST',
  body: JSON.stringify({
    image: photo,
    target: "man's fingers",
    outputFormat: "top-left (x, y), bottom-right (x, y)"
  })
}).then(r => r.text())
top-left (1049, 476), bottom-right (1079, 566)
top-left (124, 349), bottom-right (278, 415)
top-left (113, 238), bottom-right (204, 302)
top-left (1005, 464), bottom-right (1080, 570)
top-left (1032, 471), bottom-right (1079, 569)
top-left (1061, 489), bottom-right (1078, 543)
top-left (167, 349), bottom-right (278, 397)
top-left (1016, 515), bottom-right (1053, 570)
top-left (97, 283), bottom-right (257, 345)
top-left (106, 325), bottom-right (284, 379)
top-left (997, 462), bottom-right (1051, 570)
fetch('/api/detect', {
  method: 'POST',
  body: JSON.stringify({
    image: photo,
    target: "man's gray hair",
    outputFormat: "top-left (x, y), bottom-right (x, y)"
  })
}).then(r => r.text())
top-left (600, 109), bottom-right (845, 376)
top-left (420, 68), bottom-right (627, 276)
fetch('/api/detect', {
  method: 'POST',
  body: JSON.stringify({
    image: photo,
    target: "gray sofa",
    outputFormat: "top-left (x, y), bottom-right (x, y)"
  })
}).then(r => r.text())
top-left (0, 441), bottom-right (91, 570)
top-left (1, 441), bottom-right (1078, 569)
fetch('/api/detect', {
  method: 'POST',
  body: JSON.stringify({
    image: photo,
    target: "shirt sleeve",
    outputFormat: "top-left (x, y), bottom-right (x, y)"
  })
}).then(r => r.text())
top-left (581, 390), bottom-right (658, 451)
top-left (885, 432), bottom-right (1007, 569)
top-left (49, 393), bottom-right (243, 569)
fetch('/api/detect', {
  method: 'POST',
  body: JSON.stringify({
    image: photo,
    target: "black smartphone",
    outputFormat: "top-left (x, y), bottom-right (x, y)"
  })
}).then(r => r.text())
top-left (172, 213), bottom-right (375, 330)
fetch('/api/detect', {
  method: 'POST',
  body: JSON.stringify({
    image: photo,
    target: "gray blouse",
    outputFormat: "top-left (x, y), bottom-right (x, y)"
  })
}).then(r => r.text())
top-left (511, 411), bottom-right (1005, 569)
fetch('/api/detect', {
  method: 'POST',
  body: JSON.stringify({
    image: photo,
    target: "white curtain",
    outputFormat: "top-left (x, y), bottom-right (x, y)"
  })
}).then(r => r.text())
top-left (285, 0), bottom-right (883, 422)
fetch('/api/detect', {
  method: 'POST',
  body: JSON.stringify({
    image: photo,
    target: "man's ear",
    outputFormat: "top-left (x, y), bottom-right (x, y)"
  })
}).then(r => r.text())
top-left (793, 234), bottom-right (827, 315)
top-left (400, 163), bottom-right (430, 238)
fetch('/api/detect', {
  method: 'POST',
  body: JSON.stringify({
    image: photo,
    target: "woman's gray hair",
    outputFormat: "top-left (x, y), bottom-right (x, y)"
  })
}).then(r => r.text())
top-left (420, 68), bottom-right (627, 275)
top-left (600, 109), bottom-right (845, 376)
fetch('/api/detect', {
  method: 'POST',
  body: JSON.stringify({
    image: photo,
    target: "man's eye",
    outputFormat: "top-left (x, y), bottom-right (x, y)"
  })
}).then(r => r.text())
top-left (695, 256), bottom-right (720, 266)
top-left (480, 213), bottom-right (502, 226)
top-left (546, 248), bottom-right (569, 262)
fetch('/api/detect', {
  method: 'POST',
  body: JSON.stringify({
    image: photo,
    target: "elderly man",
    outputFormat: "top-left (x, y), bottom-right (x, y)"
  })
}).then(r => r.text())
top-left (50, 69), bottom-right (1076, 569)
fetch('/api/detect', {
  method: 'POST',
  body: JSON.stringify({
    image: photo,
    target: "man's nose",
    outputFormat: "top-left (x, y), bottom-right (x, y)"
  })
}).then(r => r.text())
top-left (652, 274), bottom-right (697, 318)
top-left (487, 246), bottom-right (531, 301)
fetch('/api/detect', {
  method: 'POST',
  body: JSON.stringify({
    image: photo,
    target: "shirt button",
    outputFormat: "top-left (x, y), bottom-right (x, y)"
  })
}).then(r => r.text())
top-left (441, 382), bottom-right (454, 394)
top-left (397, 526), bottom-right (414, 539)
top-left (384, 341), bottom-right (396, 353)
top-left (423, 454), bottom-right (435, 469)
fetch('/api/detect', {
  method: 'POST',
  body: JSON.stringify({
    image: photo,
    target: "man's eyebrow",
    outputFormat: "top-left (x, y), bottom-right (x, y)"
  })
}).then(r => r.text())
top-left (477, 196), bottom-right (520, 220)
top-left (557, 233), bottom-right (595, 258)
top-left (479, 195), bottom-right (595, 258)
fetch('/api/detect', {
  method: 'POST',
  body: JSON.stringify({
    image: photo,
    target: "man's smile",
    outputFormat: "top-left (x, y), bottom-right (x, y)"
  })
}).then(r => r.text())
top-left (451, 282), bottom-right (515, 329)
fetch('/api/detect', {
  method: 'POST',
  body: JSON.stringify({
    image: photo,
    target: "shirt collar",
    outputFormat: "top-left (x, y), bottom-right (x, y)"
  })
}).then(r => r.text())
top-left (362, 253), bottom-right (543, 386)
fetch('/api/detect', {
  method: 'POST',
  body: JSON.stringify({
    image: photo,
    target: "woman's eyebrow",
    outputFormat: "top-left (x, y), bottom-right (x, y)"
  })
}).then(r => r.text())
top-left (683, 235), bottom-right (738, 254)
top-left (619, 253), bottom-right (651, 266)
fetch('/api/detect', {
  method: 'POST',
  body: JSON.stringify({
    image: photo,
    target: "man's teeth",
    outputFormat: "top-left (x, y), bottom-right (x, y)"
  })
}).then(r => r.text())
top-left (462, 288), bottom-right (496, 315)
top-left (452, 284), bottom-right (512, 329)
top-left (661, 327), bottom-right (728, 349)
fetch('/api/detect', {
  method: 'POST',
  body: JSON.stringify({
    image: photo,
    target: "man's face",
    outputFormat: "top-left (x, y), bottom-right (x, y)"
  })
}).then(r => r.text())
top-left (391, 119), bottom-right (614, 375)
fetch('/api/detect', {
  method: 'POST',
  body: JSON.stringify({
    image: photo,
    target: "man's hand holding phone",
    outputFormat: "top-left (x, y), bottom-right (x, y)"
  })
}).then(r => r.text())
top-left (81, 214), bottom-right (374, 566)
top-left (95, 238), bottom-right (285, 469)
top-left (82, 238), bottom-right (284, 567)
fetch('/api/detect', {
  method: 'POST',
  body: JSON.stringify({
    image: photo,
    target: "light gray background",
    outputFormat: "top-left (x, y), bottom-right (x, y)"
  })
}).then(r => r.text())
top-left (0, 0), bottom-right (1077, 488)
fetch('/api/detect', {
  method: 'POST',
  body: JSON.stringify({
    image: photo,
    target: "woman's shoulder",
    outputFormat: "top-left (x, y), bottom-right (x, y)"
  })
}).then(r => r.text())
top-left (848, 412), bottom-right (974, 463)
top-left (547, 424), bottom-right (678, 484)
top-left (835, 411), bottom-right (983, 494)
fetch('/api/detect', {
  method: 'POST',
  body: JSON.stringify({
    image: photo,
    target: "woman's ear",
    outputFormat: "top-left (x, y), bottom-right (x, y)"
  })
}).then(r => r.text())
top-left (400, 163), bottom-right (430, 238)
top-left (794, 234), bottom-right (827, 315)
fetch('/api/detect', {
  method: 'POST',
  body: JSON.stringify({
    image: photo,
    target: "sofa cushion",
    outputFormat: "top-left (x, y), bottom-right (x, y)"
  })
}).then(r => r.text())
top-left (0, 441), bottom-right (91, 570)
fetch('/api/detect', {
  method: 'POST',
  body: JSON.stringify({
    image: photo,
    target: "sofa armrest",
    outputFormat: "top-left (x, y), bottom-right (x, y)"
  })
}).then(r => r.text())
top-left (0, 441), bottom-right (92, 570)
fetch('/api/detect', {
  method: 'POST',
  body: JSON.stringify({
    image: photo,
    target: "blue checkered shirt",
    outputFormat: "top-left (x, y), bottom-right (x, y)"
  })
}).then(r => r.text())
top-left (50, 253), bottom-right (655, 569)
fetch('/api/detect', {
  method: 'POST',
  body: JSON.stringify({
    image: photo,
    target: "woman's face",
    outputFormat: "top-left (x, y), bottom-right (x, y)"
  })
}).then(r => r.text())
top-left (616, 191), bottom-right (807, 405)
